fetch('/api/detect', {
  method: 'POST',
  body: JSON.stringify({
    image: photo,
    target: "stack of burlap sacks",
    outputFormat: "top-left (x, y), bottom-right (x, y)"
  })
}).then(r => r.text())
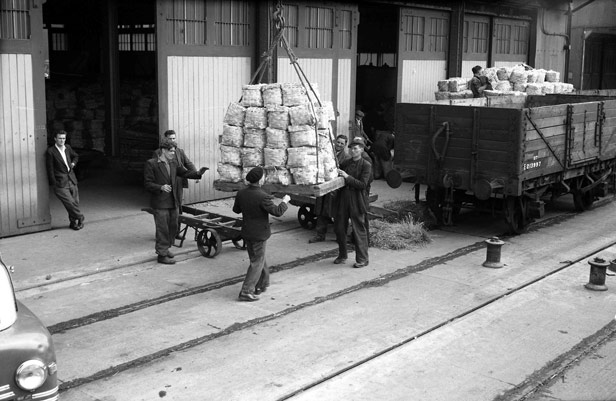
top-left (218, 83), bottom-right (337, 186)
top-left (436, 65), bottom-right (575, 100)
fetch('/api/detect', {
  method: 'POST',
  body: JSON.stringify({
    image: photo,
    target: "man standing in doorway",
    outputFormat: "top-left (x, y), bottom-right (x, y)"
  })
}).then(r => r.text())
top-left (46, 130), bottom-right (85, 230)
top-left (144, 138), bottom-right (208, 265)
top-left (233, 167), bottom-right (291, 301)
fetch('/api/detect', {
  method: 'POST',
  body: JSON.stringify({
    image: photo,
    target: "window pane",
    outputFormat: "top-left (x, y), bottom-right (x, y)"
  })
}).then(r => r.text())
top-left (429, 17), bottom-right (448, 52)
top-left (305, 6), bottom-right (333, 49)
top-left (338, 10), bottom-right (352, 50)
top-left (401, 15), bottom-right (424, 52)
top-left (282, 4), bottom-right (298, 47)
top-left (167, 0), bottom-right (207, 45)
top-left (0, 0), bottom-right (31, 40)
top-left (214, 0), bottom-right (249, 46)
top-left (495, 23), bottom-right (511, 54)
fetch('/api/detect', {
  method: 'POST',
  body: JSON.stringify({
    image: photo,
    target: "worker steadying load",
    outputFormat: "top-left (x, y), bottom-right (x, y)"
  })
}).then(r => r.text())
top-left (469, 65), bottom-right (492, 98)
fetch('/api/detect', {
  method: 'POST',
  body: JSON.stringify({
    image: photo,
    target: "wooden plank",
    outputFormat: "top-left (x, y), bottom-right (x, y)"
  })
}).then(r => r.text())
top-left (525, 104), bottom-right (569, 120)
top-left (213, 176), bottom-right (346, 197)
top-left (524, 125), bottom-right (566, 141)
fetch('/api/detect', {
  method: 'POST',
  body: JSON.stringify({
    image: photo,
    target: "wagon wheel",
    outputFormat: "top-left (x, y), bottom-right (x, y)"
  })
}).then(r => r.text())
top-left (232, 236), bottom-right (247, 250)
top-left (425, 187), bottom-right (445, 225)
top-left (297, 204), bottom-right (317, 229)
top-left (504, 196), bottom-right (529, 234)
top-left (196, 229), bottom-right (222, 258)
top-left (572, 176), bottom-right (595, 212)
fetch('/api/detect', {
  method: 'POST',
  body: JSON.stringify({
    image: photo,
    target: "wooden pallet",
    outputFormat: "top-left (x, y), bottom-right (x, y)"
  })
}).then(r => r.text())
top-left (214, 176), bottom-right (345, 197)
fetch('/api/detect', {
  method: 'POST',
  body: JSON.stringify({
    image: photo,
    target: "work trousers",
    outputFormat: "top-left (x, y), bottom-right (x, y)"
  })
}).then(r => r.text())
top-left (334, 210), bottom-right (369, 264)
top-left (53, 182), bottom-right (83, 221)
top-left (241, 240), bottom-right (269, 294)
top-left (153, 207), bottom-right (178, 256)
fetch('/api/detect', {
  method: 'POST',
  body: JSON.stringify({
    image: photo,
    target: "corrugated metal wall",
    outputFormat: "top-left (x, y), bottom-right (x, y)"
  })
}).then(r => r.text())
top-left (400, 59), bottom-right (447, 103)
top-left (337, 58), bottom-right (352, 138)
top-left (534, 9), bottom-right (567, 72)
top-left (0, 54), bottom-right (45, 236)
top-left (167, 56), bottom-right (251, 202)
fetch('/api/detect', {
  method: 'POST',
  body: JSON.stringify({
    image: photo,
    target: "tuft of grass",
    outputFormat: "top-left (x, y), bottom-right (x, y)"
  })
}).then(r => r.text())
top-left (381, 199), bottom-right (438, 230)
top-left (370, 217), bottom-right (431, 250)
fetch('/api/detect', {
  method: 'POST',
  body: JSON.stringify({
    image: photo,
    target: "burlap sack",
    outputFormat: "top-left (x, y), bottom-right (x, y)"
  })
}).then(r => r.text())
top-left (244, 107), bottom-right (268, 129)
top-left (264, 167), bottom-right (292, 185)
top-left (217, 163), bottom-right (242, 182)
top-left (281, 83), bottom-right (308, 106)
top-left (223, 102), bottom-right (246, 127)
top-left (240, 147), bottom-right (264, 167)
top-left (435, 91), bottom-right (450, 101)
top-left (220, 145), bottom-right (242, 166)
top-left (289, 103), bottom-right (317, 126)
top-left (288, 125), bottom-right (317, 147)
top-left (287, 146), bottom-right (317, 168)
top-left (221, 124), bottom-right (243, 147)
top-left (267, 106), bottom-right (290, 130)
top-left (265, 127), bottom-right (289, 149)
top-left (263, 147), bottom-right (287, 167)
top-left (494, 81), bottom-right (512, 91)
top-left (526, 83), bottom-right (543, 95)
top-left (513, 83), bottom-right (528, 92)
top-left (241, 84), bottom-right (264, 107)
top-left (437, 80), bottom-right (449, 92)
top-left (545, 70), bottom-right (560, 83)
top-left (497, 67), bottom-right (512, 81)
top-left (536, 69), bottom-right (546, 83)
top-left (243, 128), bottom-right (266, 148)
top-left (262, 83), bottom-right (283, 107)
top-left (509, 67), bottom-right (528, 85)
top-left (448, 78), bottom-right (468, 92)
top-left (541, 83), bottom-right (555, 94)
top-left (289, 166), bottom-right (319, 185)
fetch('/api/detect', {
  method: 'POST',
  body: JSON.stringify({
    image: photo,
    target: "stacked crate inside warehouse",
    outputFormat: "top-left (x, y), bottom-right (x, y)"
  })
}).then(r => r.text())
top-left (217, 83), bottom-right (337, 186)
top-left (435, 65), bottom-right (575, 101)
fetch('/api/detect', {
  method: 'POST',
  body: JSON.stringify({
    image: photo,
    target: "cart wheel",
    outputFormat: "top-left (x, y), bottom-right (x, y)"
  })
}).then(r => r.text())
top-left (504, 196), bottom-right (528, 234)
top-left (196, 229), bottom-right (222, 258)
top-left (298, 205), bottom-right (317, 229)
top-left (572, 176), bottom-right (594, 211)
top-left (232, 237), bottom-right (247, 250)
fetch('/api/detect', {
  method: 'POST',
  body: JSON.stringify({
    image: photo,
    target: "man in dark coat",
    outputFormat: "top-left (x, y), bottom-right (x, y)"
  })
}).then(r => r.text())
top-left (144, 138), bottom-right (207, 264)
top-left (233, 167), bottom-right (290, 301)
top-left (334, 137), bottom-right (372, 268)
top-left (46, 130), bottom-right (85, 230)
top-left (161, 130), bottom-right (196, 207)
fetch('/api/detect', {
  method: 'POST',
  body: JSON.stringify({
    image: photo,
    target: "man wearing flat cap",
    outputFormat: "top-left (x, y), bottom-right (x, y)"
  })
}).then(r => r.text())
top-left (144, 138), bottom-right (208, 264)
top-left (334, 137), bottom-right (372, 268)
top-left (233, 167), bottom-right (291, 301)
top-left (350, 109), bottom-right (371, 146)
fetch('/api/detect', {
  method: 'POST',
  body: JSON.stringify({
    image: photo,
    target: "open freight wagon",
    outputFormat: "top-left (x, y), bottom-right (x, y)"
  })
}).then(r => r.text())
top-left (394, 94), bottom-right (616, 233)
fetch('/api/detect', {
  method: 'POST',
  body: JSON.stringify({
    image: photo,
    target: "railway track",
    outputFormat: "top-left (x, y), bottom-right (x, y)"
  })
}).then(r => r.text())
top-left (18, 197), bottom-right (616, 400)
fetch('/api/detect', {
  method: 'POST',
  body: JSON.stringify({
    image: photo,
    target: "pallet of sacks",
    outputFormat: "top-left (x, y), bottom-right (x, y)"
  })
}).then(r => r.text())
top-left (214, 83), bottom-right (345, 197)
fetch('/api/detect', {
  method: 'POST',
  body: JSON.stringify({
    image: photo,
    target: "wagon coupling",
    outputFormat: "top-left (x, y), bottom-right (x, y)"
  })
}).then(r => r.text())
top-left (585, 257), bottom-right (610, 291)
top-left (482, 237), bottom-right (505, 269)
top-left (431, 122), bottom-right (450, 164)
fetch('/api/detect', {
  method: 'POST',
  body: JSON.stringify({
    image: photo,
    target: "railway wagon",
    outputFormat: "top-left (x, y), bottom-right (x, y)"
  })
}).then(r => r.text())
top-left (394, 94), bottom-right (616, 233)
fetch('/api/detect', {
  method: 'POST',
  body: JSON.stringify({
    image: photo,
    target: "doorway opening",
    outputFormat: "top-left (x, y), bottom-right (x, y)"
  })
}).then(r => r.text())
top-left (583, 33), bottom-right (616, 90)
top-left (43, 0), bottom-right (157, 226)
top-left (355, 3), bottom-right (398, 142)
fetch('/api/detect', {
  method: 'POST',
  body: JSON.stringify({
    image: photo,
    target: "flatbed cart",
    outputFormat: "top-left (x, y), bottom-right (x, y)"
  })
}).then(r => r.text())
top-left (289, 192), bottom-right (379, 229)
top-left (142, 205), bottom-right (245, 258)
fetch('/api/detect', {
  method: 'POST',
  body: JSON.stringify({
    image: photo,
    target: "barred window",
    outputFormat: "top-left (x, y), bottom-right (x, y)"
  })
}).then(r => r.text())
top-left (338, 9), bottom-right (352, 50)
top-left (512, 24), bottom-right (528, 55)
top-left (119, 24), bottom-right (156, 51)
top-left (401, 15), bottom-right (424, 52)
top-left (495, 23), bottom-right (511, 54)
top-left (0, 0), bottom-right (30, 40)
top-left (47, 24), bottom-right (68, 51)
top-left (166, 0), bottom-right (207, 45)
top-left (213, 0), bottom-right (249, 46)
top-left (305, 6), bottom-right (333, 49)
top-left (429, 16), bottom-right (448, 52)
top-left (471, 21), bottom-right (488, 53)
top-left (281, 4), bottom-right (298, 47)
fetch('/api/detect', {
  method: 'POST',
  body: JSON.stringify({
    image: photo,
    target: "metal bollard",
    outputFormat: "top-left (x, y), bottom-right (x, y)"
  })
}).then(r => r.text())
top-left (585, 257), bottom-right (609, 291)
top-left (610, 259), bottom-right (616, 273)
top-left (483, 237), bottom-right (505, 268)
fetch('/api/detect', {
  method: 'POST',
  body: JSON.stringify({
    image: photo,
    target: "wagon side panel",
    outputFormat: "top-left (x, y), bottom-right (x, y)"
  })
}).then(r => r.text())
top-left (394, 103), bottom-right (434, 184)
top-left (600, 100), bottom-right (616, 161)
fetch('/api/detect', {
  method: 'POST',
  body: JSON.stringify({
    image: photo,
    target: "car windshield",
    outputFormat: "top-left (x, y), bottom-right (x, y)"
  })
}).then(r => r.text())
top-left (0, 257), bottom-right (18, 331)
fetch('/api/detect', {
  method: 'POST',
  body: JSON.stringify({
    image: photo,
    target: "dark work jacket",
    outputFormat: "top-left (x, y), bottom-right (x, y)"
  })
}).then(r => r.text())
top-left (232, 185), bottom-right (288, 241)
top-left (46, 145), bottom-right (79, 187)
top-left (336, 156), bottom-right (372, 215)
top-left (151, 147), bottom-right (196, 189)
top-left (144, 157), bottom-right (202, 209)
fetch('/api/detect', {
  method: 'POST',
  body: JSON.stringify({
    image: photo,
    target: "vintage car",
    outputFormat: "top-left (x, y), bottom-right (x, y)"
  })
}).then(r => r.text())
top-left (0, 253), bottom-right (58, 401)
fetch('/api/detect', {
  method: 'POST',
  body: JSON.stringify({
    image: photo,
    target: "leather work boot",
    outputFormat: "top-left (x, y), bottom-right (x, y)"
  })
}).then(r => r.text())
top-left (238, 292), bottom-right (259, 302)
top-left (157, 255), bottom-right (176, 265)
top-left (166, 250), bottom-right (175, 258)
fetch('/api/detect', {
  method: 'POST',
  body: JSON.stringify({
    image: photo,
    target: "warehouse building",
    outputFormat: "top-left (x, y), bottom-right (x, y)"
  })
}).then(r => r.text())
top-left (1, 0), bottom-right (614, 237)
